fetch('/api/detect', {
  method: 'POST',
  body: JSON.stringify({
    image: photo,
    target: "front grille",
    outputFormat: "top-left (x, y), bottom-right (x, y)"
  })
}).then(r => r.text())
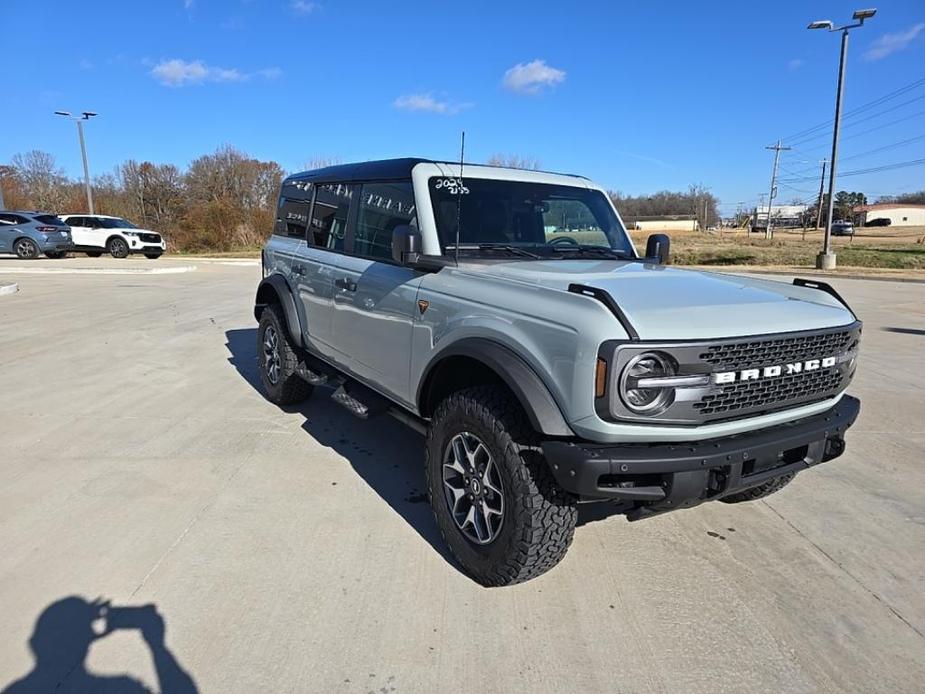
top-left (139, 233), bottom-right (161, 243)
top-left (699, 329), bottom-right (856, 372)
top-left (694, 368), bottom-right (844, 416)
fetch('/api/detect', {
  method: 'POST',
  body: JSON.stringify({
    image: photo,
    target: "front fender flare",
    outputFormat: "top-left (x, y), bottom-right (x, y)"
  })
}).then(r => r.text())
top-left (419, 338), bottom-right (574, 437)
top-left (254, 274), bottom-right (303, 347)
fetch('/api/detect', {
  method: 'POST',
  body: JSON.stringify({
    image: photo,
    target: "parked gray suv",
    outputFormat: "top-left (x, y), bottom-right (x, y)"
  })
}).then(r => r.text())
top-left (254, 159), bottom-right (861, 586)
top-left (0, 211), bottom-right (73, 259)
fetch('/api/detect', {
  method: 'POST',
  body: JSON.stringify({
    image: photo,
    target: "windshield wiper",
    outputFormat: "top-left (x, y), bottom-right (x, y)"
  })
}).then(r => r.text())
top-left (447, 243), bottom-right (542, 259)
top-left (551, 245), bottom-right (631, 259)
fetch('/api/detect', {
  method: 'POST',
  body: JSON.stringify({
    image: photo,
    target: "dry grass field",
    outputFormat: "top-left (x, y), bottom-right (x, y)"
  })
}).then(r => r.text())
top-left (629, 225), bottom-right (925, 270)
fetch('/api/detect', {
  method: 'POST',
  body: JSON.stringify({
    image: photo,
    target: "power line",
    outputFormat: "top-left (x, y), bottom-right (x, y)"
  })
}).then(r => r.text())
top-left (840, 132), bottom-right (925, 161)
top-left (780, 156), bottom-right (925, 182)
top-left (788, 92), bottom-right (925, 147)
top-left (777, 75), bottom-right (925, 143)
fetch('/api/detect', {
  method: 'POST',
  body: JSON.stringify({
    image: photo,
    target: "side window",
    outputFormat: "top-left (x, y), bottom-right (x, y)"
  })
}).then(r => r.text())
top-left (354, 181), bottom-right (416, 261)
top-left (276, 198), bottom-right (310, 238)
top-left (0, 214), bottom-right (17, 225)
top-left (309, 183), bottom-right (354, 252)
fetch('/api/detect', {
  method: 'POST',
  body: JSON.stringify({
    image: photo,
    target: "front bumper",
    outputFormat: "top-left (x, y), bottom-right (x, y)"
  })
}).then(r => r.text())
top-left (542, 395), bottom-right (859, 518)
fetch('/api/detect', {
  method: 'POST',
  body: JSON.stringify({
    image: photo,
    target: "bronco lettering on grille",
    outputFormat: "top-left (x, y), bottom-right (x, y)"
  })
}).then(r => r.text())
top-left (713, 356), bottom-right (838, 384)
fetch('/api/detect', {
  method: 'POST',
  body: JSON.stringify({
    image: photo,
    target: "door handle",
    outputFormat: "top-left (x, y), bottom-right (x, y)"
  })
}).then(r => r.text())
top-left (335, 278), bottom-right (357, 292)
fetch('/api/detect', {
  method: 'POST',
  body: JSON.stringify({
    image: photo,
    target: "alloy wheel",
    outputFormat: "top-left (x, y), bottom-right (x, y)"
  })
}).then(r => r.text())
top-left (262, 325), bottom-right (281, 385)
top-left (15, 240), bottom-right (37, 259)
top-left (442, 432), bottom-right (505, 545)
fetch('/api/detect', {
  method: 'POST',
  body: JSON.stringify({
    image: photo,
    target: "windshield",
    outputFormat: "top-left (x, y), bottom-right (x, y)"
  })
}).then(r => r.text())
top-left (99, 217), bottom-right (138, 229)
top-left (429, 178), bottom-right (634, 258)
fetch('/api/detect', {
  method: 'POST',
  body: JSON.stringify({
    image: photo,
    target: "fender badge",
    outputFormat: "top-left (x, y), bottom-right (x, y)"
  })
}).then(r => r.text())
top-left (418, 300), bottom-right (430, 314)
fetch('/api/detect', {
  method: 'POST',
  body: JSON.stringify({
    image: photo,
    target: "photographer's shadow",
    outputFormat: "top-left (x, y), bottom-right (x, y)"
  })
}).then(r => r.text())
top-left (225, 328), bottom-right (455, 567)
top-left (3, 596), bottom-right (197, 694)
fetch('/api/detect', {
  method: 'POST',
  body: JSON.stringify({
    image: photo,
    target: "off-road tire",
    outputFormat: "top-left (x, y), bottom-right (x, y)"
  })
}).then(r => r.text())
top-left (257, 304), bottom-right (313, 406)
top-left (425, 386), bottom-right (577, 586)
top-left (108, 237), bottom-right (129, 259)
top-left (86, 251), bottom-right (103, 258)
top-left (720, 473), bottom-right (795, 503)
top-left (14, 238), bottom-right (39, 259)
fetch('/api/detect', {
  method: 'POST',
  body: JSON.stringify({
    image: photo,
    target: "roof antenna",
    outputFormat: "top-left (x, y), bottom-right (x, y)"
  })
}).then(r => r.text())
top-left (454, 130), bottom-right (465, 266)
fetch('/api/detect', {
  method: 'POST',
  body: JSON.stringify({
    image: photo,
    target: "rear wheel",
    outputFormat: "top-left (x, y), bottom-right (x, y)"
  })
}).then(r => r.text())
top-left (45, 250), bottom-right (68, 259)
top-left (14, 238), bottom-right (39, 259)
top-left (425, 385), bottom-right (577, 586)
top-left (257, 304), bottom-right (313, 406)
top-left (107, 237), bottom-right (129, 259)
top-left (720, 473), bottom-right (795, 503)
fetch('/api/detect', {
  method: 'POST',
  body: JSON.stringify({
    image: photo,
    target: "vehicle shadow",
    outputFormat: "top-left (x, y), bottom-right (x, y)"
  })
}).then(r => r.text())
top-left (224, 328), bottom-right (458, 570)
top-left (1, 596), bottom-right (197, 694)
top-left (883, 326), bottom-right (925, 336)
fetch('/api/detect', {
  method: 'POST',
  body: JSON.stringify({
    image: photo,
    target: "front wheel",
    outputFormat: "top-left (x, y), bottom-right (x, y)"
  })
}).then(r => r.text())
top-left (14, 238), bottom-right (39, 259)
top-left (144, 253), bottom-right (162, 260)
top-left (720, 473), bottom-right (795, 503)
top-left (108, 237), bottom-right (129, 259)
top-left (425, 385), bottom-right (577, 586)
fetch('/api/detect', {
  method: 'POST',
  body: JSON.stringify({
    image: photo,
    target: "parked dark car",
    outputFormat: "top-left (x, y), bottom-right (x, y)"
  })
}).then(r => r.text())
top-left (865, 217), bottom-right (892, 227)
top-left (0, 211), bottom-right (73, 258)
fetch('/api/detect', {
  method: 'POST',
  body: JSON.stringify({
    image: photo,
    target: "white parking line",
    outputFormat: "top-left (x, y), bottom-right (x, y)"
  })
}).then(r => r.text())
top-left (0, 282), bottom-right (18, 296)
top-left (0, 265), bottom-right (197, 275)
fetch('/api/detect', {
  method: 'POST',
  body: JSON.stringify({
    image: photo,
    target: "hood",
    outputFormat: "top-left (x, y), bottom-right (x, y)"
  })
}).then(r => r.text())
top-left (463, 259), bottom-right (855, 340)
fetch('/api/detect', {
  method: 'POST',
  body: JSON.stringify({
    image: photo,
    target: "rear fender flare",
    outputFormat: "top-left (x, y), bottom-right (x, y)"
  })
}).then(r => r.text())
top-left (254, 274), bottom-right (304, 347)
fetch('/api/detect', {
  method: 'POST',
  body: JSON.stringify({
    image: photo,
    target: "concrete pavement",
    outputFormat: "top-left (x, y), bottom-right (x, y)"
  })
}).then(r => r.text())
top-left (0, 260), bottom-right (923, 693)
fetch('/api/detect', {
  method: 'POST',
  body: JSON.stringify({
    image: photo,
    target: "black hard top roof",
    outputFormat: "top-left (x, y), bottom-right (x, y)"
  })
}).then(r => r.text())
top-left (284, 158), bottom-right (585, 184)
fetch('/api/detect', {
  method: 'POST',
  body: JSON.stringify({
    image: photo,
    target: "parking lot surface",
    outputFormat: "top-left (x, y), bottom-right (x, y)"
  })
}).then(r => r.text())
top-left (1, 258), bottom-right (923, 693)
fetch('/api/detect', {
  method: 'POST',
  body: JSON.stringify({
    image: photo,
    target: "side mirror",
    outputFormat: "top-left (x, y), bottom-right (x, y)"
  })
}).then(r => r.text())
top-left (645, 233), bottom-right (670, 264)
top-left (392, 225), bottom-right (422, 265)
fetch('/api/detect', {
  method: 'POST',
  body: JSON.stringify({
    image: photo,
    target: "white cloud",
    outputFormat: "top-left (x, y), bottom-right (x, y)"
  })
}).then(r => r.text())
top-left (291, 1), bottom-right (320, 14)
top-left (393, 93), bottom-right (471, 115)
top-left (502, 59), bottom-right (566, 94)
top-left (864, 23), bottom-right (925, 61)
top-left (150, 59), bottom-right (281, 87)
top-left (788, 58), bottom-right (804, 70)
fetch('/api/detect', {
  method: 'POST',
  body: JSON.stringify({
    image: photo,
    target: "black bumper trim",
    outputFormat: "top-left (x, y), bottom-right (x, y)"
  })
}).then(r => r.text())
top-left (542, 396), bottom-right (860, 511)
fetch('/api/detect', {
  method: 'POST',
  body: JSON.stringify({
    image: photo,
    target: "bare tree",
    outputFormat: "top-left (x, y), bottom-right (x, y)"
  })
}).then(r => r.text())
top-left (10, 151), bottom-right (69, 211)
top-left (486, 154), bottom-right (542, 170)
top-left (301, 156), bottom-right (343, 171)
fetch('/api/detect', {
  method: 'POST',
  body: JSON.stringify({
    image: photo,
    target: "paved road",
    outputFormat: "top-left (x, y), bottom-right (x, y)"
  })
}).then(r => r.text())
top-left (1, 259), bottom-right (923, 693)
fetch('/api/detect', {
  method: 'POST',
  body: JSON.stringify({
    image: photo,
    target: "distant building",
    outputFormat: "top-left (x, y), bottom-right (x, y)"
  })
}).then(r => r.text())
top-left (752, 204), bottom-right (808, 229)
top-left (634, 219), bottom-right (700, 232)
top-left (853, 203), bottom-right (925, 227)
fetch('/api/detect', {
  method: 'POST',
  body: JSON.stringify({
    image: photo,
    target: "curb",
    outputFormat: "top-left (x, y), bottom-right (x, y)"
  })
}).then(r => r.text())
top-left (0, 265), bottom-right (197, 276)
top-left (0, 282), bottom-right (18, 296)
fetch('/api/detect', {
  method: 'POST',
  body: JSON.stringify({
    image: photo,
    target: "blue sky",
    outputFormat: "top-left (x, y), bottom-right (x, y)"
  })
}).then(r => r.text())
top-left (2, 0), bottom-right (924, 212)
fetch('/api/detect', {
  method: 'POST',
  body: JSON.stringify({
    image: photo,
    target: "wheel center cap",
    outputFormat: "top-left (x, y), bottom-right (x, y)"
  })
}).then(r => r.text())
top-left (469, 478), bottom-right (481, 495)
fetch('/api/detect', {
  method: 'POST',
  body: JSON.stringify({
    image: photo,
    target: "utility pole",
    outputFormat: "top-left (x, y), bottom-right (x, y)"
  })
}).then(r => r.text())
top-left (814, 159), bottom-right (828, 229)
top-left (764, 140), bottom-right (791, 239)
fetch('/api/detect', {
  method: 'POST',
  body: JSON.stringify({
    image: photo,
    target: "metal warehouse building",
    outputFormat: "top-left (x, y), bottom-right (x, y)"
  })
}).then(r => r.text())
top-left (855, 203), bottom-right (925, 227)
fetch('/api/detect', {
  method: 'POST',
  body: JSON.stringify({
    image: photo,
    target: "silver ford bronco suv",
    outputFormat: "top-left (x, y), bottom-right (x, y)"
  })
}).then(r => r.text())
top-left (254, 158), bottom-right (861, 586)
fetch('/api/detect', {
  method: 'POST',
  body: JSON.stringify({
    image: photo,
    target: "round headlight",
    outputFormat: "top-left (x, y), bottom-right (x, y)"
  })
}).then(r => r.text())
top-left (619, 351), bottom-right (676, 414)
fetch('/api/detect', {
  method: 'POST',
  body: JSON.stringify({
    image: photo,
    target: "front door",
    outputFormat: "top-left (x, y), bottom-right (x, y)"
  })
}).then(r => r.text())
top-left (67, 217), bottom-right (98, 248)
top-left (331, 181), bottom-right (421, 406)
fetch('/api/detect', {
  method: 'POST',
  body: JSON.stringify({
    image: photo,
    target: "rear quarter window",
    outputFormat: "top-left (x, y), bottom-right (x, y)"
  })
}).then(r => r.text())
top-left (34, 215), bottom-right (67, 226)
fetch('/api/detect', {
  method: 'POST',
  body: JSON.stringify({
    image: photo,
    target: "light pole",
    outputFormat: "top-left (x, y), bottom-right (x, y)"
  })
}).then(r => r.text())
top-left (54, 110), bottom-right (98, 214)
top-left (808, 8), bottom-right (876, 270)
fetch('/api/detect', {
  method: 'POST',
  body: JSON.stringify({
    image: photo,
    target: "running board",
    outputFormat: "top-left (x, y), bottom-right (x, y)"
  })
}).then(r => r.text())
top-left (330, 384), bottom-right (388, 419)
top-left (296, 361), bottom-right (333, 386)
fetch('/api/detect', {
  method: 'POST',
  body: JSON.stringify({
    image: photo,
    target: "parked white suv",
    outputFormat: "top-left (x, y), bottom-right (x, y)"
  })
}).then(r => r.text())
top-left (58, 215), bottom-right (166, 259)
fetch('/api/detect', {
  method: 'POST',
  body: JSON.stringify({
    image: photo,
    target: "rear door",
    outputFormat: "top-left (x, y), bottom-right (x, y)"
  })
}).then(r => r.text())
top-left (0, 214), bottom-right (25, 252)
top-left (66, 217), bottom-right (94, 247)
top-left (296, 183), bottom-right (352, 354)
top-left (331, 180), bottom-right (422, 405)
